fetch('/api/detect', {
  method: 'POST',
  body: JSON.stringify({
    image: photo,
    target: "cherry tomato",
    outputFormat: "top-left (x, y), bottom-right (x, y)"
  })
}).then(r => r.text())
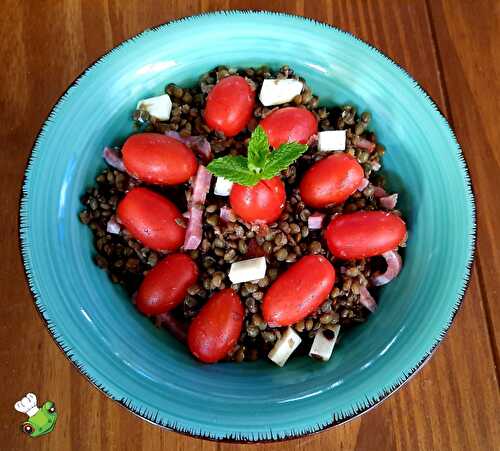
top-left (230, 176), bottom-right (285, 224)
top-left (260, 107), bottom-right (318, 148)
top-left (299, 153), bottom-right (365, 208)
top-left (325, 211), bottom-right (407, 259)
top-left (117, 187), bottom-right (185, 252)
top-left (262, 255), bottom-right (335, 327)
top-left (136, 253), bottom-right (199, 315)
top-left (122, 133), bottom-right (198, 185)
top-left (188, 289), bottom-right (244, 363)
top-left (204, 76), bottom-right (255, 137)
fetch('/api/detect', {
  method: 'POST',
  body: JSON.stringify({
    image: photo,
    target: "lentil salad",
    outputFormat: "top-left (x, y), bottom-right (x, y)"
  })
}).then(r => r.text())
top-left (79, 65), bottom-right (407, 365)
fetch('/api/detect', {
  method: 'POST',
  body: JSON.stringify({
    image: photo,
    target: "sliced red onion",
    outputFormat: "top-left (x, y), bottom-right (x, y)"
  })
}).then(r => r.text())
top-left (164, 130), bottom-right (186, 143)
top-left (187, 135), bottom-right (212, 161)
top-left (357, 178), bottom-right (369, 191)
top-left (246, 238), bottom-right (266, 257)
top-left (183, 205), bottom-right (203, 250)
top-left (164, 131), bottom-right (212, 162)
top-left (155, 312), bottom-right (187, 343)
top-left (371, 250), bottom-right (403, 286)
top-left (220, 206), bottom-right (234, 222)
top-left (106, 215), bottom-right (121, 234)
top-left (371, 161), bottom-right (381, 171)
top-left (359, 286), bottom-right (377, 312)
top-left (182, 211), bottom-right (190, 219)
top-left (308, 213), bottom-right (325, 229)
top-left (355, 137), bottom-right (376, 152)
top-left (103, 146), bottom-right (126, 172)
top-left (183, 165), bottom-right (211, 250)
top-left (379, 193), bottom-right (398, 210)
top-left (191, 165), bottom-right (212, 205)
top-left (307, 133), bottom-right (318, 147)
top-left (373, 186), bottom-right (388, 198)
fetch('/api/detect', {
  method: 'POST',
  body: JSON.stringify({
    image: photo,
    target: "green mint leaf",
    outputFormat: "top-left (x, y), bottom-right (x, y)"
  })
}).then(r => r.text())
top-left (206, 155), bottom-right (260, 186)
top-left (261, 142), bottom-right (309, 179)
top-left (247, 126), bottom-right (270, 173)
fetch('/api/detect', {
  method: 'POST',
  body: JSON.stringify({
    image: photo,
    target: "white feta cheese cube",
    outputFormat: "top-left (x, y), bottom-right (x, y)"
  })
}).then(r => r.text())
top-left (136, 94), bottom-right (172, 121)
top-left (259, 79), bottom-right (303, 106)
top-left (309, 325), bottom-right (340, 362)
top-left (214, 177), bottom-right (233, 196)
top-left (228, 257), bottom-right (266, 284)
top-left (318, 130), bottom-right (347, 151)
top-left (268, 327), bottom-right (302, 367)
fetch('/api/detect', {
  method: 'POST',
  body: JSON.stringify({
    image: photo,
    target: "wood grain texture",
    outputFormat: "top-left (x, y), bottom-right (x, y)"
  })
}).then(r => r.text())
top-left (0, 1), bottom-right (498, 450)
top-left (427, 0), bottom-right (500, 370)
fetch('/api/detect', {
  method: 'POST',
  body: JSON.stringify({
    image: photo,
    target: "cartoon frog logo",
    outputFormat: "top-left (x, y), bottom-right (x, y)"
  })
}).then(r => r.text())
top-left (14, 393), bottom-right (58, 437)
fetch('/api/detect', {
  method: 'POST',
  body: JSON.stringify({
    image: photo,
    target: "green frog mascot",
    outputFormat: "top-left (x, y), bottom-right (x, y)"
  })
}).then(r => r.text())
top-left (15, 393), bottom-right (58, 437)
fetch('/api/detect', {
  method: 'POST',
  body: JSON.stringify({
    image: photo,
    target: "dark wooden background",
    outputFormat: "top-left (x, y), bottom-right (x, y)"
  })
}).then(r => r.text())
top-left (0, 1), bottom-right (498, 450)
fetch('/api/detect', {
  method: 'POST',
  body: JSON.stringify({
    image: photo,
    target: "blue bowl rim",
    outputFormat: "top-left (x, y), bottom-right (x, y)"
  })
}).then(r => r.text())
top-left (18, 10), bottom-right (477, 443)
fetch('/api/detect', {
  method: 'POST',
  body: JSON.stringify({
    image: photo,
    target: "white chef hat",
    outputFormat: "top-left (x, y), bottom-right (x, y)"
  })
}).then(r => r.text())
top-left (14, 393), bottom-right (39, 418)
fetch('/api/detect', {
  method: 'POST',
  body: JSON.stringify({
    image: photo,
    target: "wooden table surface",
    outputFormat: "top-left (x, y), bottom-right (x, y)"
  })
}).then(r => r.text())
top-left (0, 1), bottom-right (498, 450)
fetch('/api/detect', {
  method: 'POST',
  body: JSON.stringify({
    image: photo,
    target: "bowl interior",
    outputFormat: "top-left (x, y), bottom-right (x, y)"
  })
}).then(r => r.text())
top-left (21, 12), bottom-right (475, 441)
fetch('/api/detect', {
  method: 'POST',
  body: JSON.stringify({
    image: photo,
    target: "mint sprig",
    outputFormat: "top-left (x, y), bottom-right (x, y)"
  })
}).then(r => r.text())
top-left (207, 126), bottom-right (308, 186)
top-left (261, 142), bottom-right (309, 179)
top-left (206, 155), bottom-right (260, 186)
top-left (247, 126), bottom-right (269, 173)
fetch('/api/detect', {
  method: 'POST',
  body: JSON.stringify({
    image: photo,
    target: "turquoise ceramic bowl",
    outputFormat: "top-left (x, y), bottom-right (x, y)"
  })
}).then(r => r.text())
top-left (20, 12), bottom-right (475, 441)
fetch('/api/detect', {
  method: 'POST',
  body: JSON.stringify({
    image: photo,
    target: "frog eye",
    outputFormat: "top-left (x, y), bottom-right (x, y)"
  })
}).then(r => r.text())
top-left (43, 401), bottom-right (56, 413)
top-left (21, 422), bottom-right (34, 435)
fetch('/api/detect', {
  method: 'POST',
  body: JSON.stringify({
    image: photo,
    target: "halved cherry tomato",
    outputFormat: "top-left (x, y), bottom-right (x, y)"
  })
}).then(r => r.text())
top-left (136, 253), bottom-right (198, 315)
top-left (230, 176), bottom-right (285, 224)
top-left (260, 107), bottom-right (318, 148)
top-left (262, 255), bottom-right (335, 327)
top-left (188, 289), bottom-right (244, 363)
top-left (204, 76), bottom-right (255, 137)
top-left (325, 211), bottom-right (407, 259)
top-left (117, 187), bottom-right (185, 252)
top-left (299, 153), bottom-right (364, 208)
top-left (122, 133), bottom-right (198, 185)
